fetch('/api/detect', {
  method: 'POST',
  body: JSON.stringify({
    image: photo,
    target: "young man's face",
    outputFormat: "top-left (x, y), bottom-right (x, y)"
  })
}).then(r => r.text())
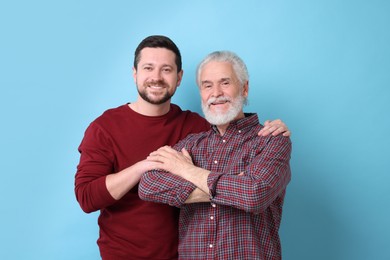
top-left (133, 47), bottom-right (183, 105)
top-left (199, 61), bottom-right (248, 125)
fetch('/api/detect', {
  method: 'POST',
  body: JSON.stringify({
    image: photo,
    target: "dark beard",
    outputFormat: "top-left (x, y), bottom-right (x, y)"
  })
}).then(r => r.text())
top-left (137, 88), bottom-right (173, 105)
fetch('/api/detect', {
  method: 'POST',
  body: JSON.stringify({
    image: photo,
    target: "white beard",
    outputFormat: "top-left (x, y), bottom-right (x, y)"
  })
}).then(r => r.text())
top-left (202, 94), bottom-right (246, 126)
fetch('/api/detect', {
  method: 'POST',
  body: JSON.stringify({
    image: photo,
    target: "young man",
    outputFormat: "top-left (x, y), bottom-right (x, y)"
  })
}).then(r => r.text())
top-left (139, 51), bottom-right (292, 259)
top-left (75, 36), bottom-right (290, 259)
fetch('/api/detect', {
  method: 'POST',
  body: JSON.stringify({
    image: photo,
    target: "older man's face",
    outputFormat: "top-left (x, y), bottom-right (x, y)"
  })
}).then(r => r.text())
top-left (199, 61), bottom-right (248, 126)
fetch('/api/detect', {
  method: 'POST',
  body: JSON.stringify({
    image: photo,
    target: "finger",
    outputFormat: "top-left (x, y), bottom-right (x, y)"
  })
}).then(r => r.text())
top-left (156, 145), bottom-right (173, 153)
top-left (147, 161), bottom-right (163, 170)
top-left (149, 148), bottom-right (174, 158)
top-left (271, 125), bottom-right (291, 136)
top-left (145, 159), bottom-right (171, 172)
top-left (146, 154), bottom-right (165, 163)
top-left (149, 150), bottom-right (164, 157)
top-left (181, 148), bottom-right (194, 164)
top-left (161, 146), bottom-right (184, 158)
top-left (261, 126), bottom-right (277, 136)
top-left (258, 128), bottom-right (269, 136)
top-left (269, 119), bottom-right (282, 125)
top-left (271, 128), bottom-right (283, 136)
top-left (181, 148), bottom-right (190, 158)
top-left (258, 129), bottom-right (264, 136)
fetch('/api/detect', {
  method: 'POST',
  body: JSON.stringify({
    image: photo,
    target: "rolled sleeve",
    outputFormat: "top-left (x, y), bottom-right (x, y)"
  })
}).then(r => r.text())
top-left (207, 171), bottom-right (224, 198)
top-left (139, 170), bottom-right (197, 208)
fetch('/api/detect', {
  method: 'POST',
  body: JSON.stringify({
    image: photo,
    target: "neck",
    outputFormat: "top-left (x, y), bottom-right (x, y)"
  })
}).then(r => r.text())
top-left (216, 124), bottom-right (230, 136)
top-left (216, 111), bottom-right (245, 136)
top-left (129, 97), bottom-right (171, 116)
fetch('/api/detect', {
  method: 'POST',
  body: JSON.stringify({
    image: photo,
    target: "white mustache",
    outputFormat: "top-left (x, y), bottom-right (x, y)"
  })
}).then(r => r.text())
top-left (207, 96), bottom-right (231, 106)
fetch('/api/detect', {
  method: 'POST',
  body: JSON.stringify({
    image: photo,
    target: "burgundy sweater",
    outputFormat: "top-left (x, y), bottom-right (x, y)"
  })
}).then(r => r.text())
top-left (75, 104), bottom-right (209, 259)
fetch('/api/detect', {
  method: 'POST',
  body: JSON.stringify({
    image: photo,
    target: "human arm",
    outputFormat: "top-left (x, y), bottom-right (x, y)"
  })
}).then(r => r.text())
top-left (146, 146), bottom-right (211, 194)
top-left (75, 124), bottom-right (159, 213)
top-left (258, 119), bottom-right (291, 137)
top-left (207, 135), bottom-right (292, 214)
top-left (138, 168), bottom-right (201, 207)
top-left (105, 159), bottom-right (161, 200)
top-left (147, 135), bottom-right (291, 214)
top-left (139, 146), bottom-right (210, 206)
top-left (184, 187), bottom-right (210, 203)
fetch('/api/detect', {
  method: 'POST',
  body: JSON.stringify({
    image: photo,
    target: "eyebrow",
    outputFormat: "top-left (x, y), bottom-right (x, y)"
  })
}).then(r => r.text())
top-left (141, 63), bottom-right (174, 68)
top-left (201, 78), bottom-right (231, 84)
top-left (219, 77), bottom-right (231, 83)
top-left (201, 80), bottom-right (213, 85)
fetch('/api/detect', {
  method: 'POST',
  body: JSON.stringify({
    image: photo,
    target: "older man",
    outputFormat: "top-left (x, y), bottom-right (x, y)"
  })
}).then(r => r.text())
top-left (139, 50), bottom-right (292, 260)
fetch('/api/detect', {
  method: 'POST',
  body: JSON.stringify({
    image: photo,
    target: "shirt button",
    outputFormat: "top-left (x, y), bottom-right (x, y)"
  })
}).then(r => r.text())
top-left (211, 203), bottom-right (216, 207)
top-left (238, 130), bottom-right (242, 133)
top-left (210, 216), bottom-right (214, 220)
top-left (209, 244), bottom-right (213, 248)
top-left (214, 160), bottom-right (218, 164)
top-left (222, 139), bottom-right (226, 143)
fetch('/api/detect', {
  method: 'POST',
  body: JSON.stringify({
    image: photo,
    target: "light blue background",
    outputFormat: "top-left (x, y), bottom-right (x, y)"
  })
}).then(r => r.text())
top-left (1, 1), bottom-right (389, 259)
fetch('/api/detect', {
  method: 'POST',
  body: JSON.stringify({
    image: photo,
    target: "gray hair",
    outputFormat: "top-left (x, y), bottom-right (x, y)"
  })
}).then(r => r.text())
top-left (196, 51), bottom-right (249, 87)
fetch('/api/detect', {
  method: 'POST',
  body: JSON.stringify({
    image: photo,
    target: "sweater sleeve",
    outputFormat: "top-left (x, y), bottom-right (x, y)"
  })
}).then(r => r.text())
top-left (74, 122), bottom-right (117, 213)
top-left (207, 135), bottom-right (292, 214)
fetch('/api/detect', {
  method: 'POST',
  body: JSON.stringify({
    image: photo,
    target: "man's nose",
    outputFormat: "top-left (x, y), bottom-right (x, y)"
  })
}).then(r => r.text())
top-left (151, 69), bottom-right (163, 81)
top-left (211, 85), bottom-right (223, 97)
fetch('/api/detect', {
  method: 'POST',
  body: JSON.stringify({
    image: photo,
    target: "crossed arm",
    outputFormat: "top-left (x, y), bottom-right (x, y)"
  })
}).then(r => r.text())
top-left (145, 147), bottom-right (211, 204)
top-left (76, 119), bottom-right (291, 214)
top-left (139, 135), bottom-right (292, 213)
top-left (104, 119), bottom-right (290, 201)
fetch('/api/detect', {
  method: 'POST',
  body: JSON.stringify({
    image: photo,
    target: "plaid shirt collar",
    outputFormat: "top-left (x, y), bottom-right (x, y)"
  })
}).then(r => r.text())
top-left (210, 112), bottom-right (259, 135)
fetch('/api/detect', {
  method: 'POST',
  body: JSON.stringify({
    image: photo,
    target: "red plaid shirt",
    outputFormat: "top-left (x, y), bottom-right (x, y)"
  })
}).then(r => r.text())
top-left (139, 114), bottom-right (292, 260)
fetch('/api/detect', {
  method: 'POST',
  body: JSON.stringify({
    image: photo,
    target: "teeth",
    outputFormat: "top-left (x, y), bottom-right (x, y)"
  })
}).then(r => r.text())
top-left (212, 101), bottom-right (227, 105)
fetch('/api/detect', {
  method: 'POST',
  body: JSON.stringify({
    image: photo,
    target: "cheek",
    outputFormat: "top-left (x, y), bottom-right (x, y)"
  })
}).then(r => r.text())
top-left (200, 92), bottom-right (209, 104)
top-left (163, 75), bottom-right (175, 85)
top-left (231, 90), bottom-right (242, 99)
top-left (134, 73), bottom-right (143, 82)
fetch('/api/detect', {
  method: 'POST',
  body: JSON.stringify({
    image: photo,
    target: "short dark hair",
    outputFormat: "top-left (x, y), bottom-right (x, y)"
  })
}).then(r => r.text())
top-left (134, 35), bottom-right (182, 72)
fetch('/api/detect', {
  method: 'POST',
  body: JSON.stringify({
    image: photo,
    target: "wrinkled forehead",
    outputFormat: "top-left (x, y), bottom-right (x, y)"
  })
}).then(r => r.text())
top-left (200, 61), bottom-right (237, 82)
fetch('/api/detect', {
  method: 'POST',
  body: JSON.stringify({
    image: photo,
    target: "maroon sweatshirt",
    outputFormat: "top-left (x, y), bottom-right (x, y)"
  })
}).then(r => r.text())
top-left (75, 104), bottom-right (209, 259)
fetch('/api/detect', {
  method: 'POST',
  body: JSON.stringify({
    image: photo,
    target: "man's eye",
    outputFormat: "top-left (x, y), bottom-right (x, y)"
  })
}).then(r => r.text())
top-left (144, 67), bottom-right (152, 71)
top-left (163, 68), bottom-right (172, 73)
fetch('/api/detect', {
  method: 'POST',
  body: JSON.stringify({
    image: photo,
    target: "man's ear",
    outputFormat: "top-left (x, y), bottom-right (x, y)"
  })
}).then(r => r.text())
top-left (132, 67), bottom-right (137, 83)
top-left (243, 81), bottom-right (249, 97)
top-left (176, 69), bottom-right (184, 87)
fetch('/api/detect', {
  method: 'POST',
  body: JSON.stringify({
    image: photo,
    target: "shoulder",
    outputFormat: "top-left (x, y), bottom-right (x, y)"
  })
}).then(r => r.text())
top-left (85, 104), bottom-right (129, 134)
top-left (173, 129), bottom-right (211, 151)
top-left (244, 115), bottom-right (291, 146)
top-left (90, 104), bottom-right (129, 125)
top-left (244, 120), bottom-right (291, 149)
top-left (169, 104), bottom-right (210, 132)
top-left (98, 104), bottom-right (128, 120)
top-left (184, 129), bottom-right (211, 140)
top-left (170, 104), bottom-right (204, 120)
top-left (259, 134), bottom-right (292, 155)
